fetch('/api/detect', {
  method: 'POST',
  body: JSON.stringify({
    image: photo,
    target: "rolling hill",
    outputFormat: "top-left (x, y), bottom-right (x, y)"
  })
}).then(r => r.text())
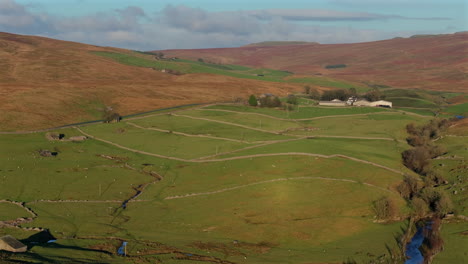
top-left (0, 32), bottom-right (301, 131)
top-left (159, 32), bottom-right (468, 92)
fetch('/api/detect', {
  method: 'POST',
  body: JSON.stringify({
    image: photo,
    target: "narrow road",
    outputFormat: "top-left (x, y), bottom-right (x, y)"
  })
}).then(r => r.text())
top-left (164, 176), bottom-right (394, 200)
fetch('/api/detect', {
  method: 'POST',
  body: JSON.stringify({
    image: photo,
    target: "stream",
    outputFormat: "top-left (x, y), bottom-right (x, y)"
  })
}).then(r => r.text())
top-left (405, 222), bottom-right (432, 264)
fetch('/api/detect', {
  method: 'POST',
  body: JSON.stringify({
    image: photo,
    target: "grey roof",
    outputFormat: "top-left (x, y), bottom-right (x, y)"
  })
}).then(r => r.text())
top-left (0, 235), bottom-right (26, 249)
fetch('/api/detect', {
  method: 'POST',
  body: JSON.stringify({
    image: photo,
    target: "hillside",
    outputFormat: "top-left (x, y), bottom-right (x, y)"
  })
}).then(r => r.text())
top-left (0, 32), bottom-right (301, 131)
top-left (159, 33), bottom-right (468, 92)
top-left (243, 41), bottom-right (318, 47)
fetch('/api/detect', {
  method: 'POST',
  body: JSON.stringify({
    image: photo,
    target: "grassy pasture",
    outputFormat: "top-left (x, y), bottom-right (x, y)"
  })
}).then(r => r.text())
top-left (386, 97), bottom-right (438, 108)
top-left (445, 102), bottom-right (468, 115)
top-left (215, 137), bottom-right (410, 173)
top-left (0, 203), bottom-right (31, 221)
top-left (1, 102), bottom-right (448, 263)
top-left (0, 131), bottom-right (162, 202)
top-left (138, 156), bottom-right (403, 201)
top-left (395, 107), bottom-right (436, 116)
top-left (177, 109), bottom-right (303, 132)
top-left (80, 123), bottom-right (252, 159)
top-left (129, 113), bottom-right (294, 141)
top-left (432, 222), bottom-right (468, 264)
top-left (92, 51), bottom-right (292, 82)
top-left (293, 113), bottom-right (427, 140)
top-left (124, 179), bottom-right (406, 263)
top-left (289, 76), bottom-right (368, 91)
top-left (203, 104), bottom-right (389, 119)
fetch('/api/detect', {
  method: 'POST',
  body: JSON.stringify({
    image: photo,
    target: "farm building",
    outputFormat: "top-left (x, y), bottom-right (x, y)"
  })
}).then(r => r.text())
top-left (319, 99), bottom-right (347, 106)
top-left (353, 99), bottom-right (371, 106)
top-left (0, 235), bottom-right (27, 253)
top-left (369, 100), bottom-right (392, 108)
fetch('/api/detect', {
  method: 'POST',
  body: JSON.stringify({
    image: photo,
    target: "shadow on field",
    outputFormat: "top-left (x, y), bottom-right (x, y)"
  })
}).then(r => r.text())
top-left (3, 231), bottom-right (114, 264)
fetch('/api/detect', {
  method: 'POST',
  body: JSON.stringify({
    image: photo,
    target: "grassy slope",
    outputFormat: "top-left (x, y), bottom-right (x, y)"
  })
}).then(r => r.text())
top-left (92, 51), bottom-right (366, 90)
top-left (0, 103), bottom-right (422, 264)
top-left (203, 104), bottom-right (389, 119)
top-left (0, 203), bottom-right (31, 221)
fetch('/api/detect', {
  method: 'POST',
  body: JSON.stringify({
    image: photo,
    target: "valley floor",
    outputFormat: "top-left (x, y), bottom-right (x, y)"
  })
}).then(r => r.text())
top-left (0, 103), bottom-right (466, 264)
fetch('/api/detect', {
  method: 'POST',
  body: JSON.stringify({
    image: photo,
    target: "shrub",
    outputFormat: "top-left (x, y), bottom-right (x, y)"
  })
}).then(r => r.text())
top-left (304, 85), bottom-right (311, 94)
top-left (286, 95), bottom-right (298, 105)
top-left (248, 95), bottom-right (258, 106)
top-left (406, 135), bottom-right (428, 147)
top-left (259, 96), bottom-right (282, 108)
top-left (309, 88), bottom-right (321, 100)
top-left (283, 103), bottom-right (295, 111)
top-left (411, 197), bottom-right (429, 218)
top-left (419, 188), bottom-right (453, 216)
top-left (373, 196), bottom-right (398, 220)
top-left (364, 88), bottom-right (385, 101)
top-left (325, 64), bottom-right (347, 69)
top-left (402, 147), bottom-right (431, 174)
top-left (424, 170), bottom-right (446, 186)
top-left (397, 175), bottom-right (421, 199)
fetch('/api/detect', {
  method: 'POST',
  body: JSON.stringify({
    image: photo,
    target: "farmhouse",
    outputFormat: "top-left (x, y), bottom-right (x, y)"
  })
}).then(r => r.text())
top-left (319, 99), bottom-right (347, 106)
top-left (0, 235), bottom-right (27, 253)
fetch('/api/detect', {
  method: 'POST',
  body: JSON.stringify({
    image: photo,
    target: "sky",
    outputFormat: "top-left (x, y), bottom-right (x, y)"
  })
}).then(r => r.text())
top-left (1, 0), bottom-right (467, 50)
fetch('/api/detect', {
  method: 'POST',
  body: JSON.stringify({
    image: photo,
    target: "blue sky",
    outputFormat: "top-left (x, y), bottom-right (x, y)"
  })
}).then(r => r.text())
top-left (3, 0), bottom-right (467, 50)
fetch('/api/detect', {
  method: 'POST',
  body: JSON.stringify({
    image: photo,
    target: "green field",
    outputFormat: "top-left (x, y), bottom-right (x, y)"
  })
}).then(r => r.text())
top-left (445, 103), bottom-right (468, 115)
top-left (92, 51), bottom-right (293, 82)
top-left (433, 222), bottom-right (468, 264)
top-left (92, 51), bottom-right (367, 90)
top-left (1, 103), bottom-right (466, 263)
top-left (0, 203), bottom-right (31, 221)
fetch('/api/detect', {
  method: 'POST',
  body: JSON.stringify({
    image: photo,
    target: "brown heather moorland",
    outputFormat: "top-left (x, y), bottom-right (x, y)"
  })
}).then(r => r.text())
top-left (0, 32), bottom-right (301, 131)
top-left (160, 32), bottom-right (468, 92)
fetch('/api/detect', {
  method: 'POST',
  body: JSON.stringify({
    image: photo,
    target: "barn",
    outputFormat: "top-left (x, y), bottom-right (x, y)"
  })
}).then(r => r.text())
top-left (0, 235), bottom-right (27, 253)
top-left (370, 100), bottom-right (393, 108)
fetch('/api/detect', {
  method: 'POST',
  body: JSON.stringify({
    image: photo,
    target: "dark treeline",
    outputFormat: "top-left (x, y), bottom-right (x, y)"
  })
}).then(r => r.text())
top-left (319, 87), bottom-right (385, 101)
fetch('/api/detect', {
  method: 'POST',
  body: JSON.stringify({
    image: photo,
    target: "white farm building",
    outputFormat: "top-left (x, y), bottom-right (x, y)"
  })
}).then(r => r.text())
top-left (320, 98), bottom-right (392, 108)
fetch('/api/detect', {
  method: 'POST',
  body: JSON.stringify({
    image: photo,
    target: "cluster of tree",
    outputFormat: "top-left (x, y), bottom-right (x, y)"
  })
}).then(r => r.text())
top-left (303, 86), bottom-right (321, 100)
top-left (363, 88), bottom-right (385, 101)
top-left (248, 95), bottom-right (282, 108)
top-left (154, 52), bottom-right (165, 60)
top-left (406, 119), bottom-right (450, 146)
top-left (402, 119), bottom-right (450, 176)
top-left (320, 89), bottom-right (350, 101)
top-left (397, 119), bottom-right (453, 219)
top-left (396, 175), bottom-right (452, 218)
top-left (320, 88), bottom-right (358, 101)
top-left (286, 94), bottom-right (298, 105)
top-left (103, 107), bottom-right (121, 123)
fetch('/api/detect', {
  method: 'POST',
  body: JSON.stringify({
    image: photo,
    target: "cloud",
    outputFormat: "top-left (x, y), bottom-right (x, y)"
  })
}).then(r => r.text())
top-left (0, 1), bottom-right (456, 50)
top-left (249, 9), bottom-right (450, 21)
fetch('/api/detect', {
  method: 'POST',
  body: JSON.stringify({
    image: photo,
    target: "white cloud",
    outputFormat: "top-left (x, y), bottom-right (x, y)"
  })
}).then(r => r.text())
top-left (0, 0), bottom-right (456, 50)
